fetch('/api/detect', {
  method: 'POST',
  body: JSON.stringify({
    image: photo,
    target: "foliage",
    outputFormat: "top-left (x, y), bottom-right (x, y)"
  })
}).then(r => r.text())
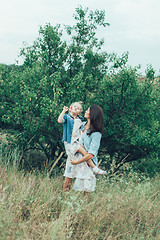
top-left (0, 6), bottom-right (160, 172)
top-left (0, 6), bottom-right (110, 166)
top-left (64, 6), bottom-right (109, 80)
top-left (95, 65), bottom-right (160, 170)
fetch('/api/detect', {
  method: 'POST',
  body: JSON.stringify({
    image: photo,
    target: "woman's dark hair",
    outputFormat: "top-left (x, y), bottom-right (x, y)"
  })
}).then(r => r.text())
top-left (88, 104), bottom-right (104, 136)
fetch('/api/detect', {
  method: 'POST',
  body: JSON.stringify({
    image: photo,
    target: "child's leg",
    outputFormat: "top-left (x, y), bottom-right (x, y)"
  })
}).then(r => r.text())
top-left (77, 146), bottom-right (88, 156)
top-left (78, 146), bottom-right (107, 175)
top-left (87, 159), bottom-right (107, 175)
top-left (86, 159), bottom-right (95, 168)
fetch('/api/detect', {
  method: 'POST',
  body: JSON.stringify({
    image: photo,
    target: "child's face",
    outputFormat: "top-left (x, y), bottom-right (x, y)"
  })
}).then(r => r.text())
top-left (70, 103), bottom-right (82, 115)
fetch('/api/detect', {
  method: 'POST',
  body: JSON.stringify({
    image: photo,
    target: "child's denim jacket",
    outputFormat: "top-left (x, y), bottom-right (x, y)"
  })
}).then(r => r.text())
top-left (62, 114), bottom-right (84, 143)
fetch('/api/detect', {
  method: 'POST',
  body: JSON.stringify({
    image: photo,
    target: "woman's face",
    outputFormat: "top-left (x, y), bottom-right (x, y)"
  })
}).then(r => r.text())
top-left (84, 107), bottom-right (90, 119)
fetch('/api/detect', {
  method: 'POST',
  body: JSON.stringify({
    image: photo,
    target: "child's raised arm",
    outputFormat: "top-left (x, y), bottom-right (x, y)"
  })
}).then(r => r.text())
top-left (58, 106), bottom-right (68, 123)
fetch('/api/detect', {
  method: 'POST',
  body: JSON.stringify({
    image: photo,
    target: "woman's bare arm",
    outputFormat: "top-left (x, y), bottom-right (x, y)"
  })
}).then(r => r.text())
top-left (70, 153), bottom-right (94, 165)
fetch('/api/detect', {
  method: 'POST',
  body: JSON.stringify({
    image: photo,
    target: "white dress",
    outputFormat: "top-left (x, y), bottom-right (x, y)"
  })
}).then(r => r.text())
top-left (64, 118), bottom-right (96, 192)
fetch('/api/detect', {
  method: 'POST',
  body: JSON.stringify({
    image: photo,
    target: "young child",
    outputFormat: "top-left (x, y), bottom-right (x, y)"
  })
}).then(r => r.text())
top-left (58, 101), bottom-right (106, 174)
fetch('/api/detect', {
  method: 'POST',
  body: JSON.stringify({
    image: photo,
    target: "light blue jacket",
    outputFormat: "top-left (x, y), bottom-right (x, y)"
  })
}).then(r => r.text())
top-left (82, 131), bottom-right (102, 166)
top-left (62, 114), bottom-right (84, 143)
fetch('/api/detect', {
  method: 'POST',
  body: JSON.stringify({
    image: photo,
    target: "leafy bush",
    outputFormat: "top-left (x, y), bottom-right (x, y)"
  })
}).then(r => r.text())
top-left (0, 6), bottom-right (160, 172)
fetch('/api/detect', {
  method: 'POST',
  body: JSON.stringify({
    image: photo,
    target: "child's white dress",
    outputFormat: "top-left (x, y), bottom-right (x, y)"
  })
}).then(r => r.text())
top-left (64, 118), bottom-right (96, 192)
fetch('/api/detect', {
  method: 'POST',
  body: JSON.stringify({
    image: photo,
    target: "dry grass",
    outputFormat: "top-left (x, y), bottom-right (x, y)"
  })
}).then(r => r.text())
top-left (0, 130), bottom-right (7, 143)
top-left (0, 165), bottom-right (160, 240)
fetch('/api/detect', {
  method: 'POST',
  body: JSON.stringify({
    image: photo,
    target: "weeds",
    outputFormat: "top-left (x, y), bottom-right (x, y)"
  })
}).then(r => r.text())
top-left (0, 143), bottom-right (160, 239)
top-left (0, 163), bottom-right (160, 240)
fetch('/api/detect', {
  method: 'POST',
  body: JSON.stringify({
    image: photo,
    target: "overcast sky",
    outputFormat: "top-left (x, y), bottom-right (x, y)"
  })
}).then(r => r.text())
top-left (1, 0), bottom-right (160, 75)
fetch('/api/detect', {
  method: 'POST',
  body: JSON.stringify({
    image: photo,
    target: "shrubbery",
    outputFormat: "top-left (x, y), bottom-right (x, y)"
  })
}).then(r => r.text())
top-left (0, 6), bottom-right (160, 174)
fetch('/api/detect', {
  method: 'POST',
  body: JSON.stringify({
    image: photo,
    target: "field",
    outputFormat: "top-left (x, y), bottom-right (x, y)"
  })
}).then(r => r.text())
top-left (0, 163), bottom-right (160, 240)
top-left (1, 6), bottom-right (160, 239)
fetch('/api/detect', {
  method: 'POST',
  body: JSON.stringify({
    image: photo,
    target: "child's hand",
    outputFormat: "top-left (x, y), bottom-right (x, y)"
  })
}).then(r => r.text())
top-left (63, 106), bottom-right (68, 112)
top-left (70, 159), bottom-right (77, 165)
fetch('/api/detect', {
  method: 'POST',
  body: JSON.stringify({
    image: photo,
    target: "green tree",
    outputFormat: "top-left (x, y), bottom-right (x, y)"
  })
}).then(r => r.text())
top-left (0, 6), bottom-right (110, 170)
top-left (65, 6), bottom-right (109, 89)
top-left (91, 64), bottom-right (160, 173)
top-left (0, 7), bottom-right (160, 174)
top-left (20, 23), bottom-right (66, 77)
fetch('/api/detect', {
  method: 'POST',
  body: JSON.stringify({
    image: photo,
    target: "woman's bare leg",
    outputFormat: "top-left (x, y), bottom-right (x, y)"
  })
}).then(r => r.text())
top-left (63, 177), bottom-right (72, 192)
top-left (84, 191), bottom-right (91, 202)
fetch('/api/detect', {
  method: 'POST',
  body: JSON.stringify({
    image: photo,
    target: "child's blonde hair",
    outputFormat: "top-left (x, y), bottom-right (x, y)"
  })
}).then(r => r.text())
top-left (70, 101), bottom-right (83, 113)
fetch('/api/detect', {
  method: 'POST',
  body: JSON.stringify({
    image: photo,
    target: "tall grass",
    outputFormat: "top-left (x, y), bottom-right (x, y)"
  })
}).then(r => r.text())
top-left (0, 141), bottom-right (21, 171)
top-left (0, 145), bottom-right (160, 239)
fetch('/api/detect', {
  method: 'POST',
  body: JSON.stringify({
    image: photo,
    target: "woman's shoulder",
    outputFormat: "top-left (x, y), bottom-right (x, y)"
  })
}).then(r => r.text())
top-left (91, 132), bottom-right (102, 138)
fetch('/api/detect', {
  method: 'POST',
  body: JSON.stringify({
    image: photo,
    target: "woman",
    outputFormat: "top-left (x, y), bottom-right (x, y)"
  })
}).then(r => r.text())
top-left (63, 104), bottom-right (104, 193)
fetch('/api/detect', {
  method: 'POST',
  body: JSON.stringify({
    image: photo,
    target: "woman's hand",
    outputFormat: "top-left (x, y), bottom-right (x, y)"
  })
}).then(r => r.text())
top-left (70, 159), bottom-right (77, 165)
